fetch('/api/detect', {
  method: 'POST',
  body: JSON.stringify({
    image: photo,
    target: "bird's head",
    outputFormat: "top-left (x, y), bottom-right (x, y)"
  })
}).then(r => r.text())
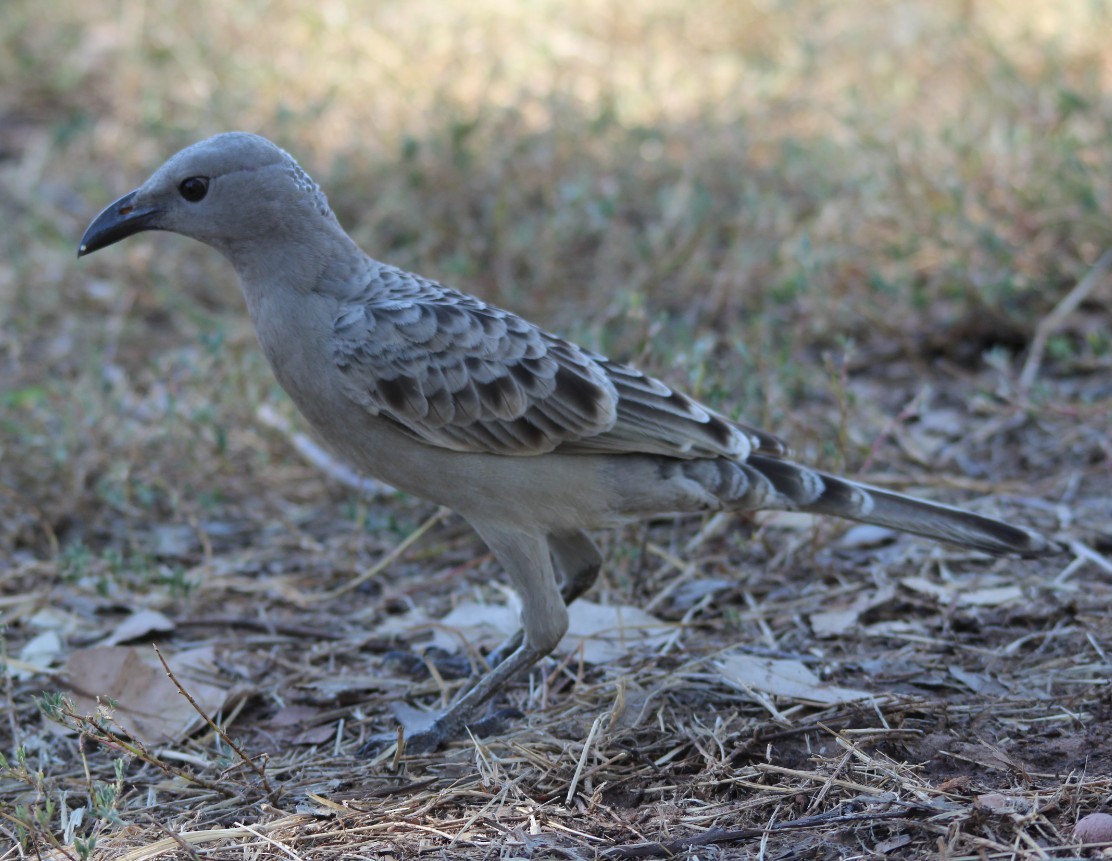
top-left (78, 132), bottom-right (338, 261)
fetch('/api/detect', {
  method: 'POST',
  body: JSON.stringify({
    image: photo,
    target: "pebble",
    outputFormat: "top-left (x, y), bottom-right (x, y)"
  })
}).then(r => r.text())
top-left (1075, 812), bottom-right (1112, 844)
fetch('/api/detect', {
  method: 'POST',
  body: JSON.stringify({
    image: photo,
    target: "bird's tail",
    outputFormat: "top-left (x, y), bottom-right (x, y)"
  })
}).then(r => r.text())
top-left (717, 455), bottom-right (1058, 557)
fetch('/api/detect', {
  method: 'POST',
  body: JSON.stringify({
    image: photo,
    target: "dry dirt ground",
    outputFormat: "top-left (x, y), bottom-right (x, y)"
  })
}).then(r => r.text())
top-left (2, 2), bottom-right (1112, 858)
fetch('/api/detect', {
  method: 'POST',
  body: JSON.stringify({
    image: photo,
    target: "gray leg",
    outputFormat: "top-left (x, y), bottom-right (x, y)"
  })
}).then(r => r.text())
top-left (486, 529), bottom-right (601, 668)
top-left (550, 529), bottom-right (602, 605)
top-left (399, 525), bottom-right (568, 754)
top-left (381, 529), bottom-right (598, 684)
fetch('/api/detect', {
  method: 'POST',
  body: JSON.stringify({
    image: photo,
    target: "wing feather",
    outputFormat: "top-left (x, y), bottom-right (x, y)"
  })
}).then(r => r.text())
top-left (332, 262), bottom-right (787, 460)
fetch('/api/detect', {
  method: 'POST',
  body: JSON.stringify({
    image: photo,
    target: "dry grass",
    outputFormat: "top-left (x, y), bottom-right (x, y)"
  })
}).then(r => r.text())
top-left (2, 1), bottom-right (1111, 858)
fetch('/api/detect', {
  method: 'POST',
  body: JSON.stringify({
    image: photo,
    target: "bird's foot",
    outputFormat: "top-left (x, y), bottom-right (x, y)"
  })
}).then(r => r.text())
top-left (361, 640), bottom-right (544, 758)
top-left (401, 706), bottom-right (524, 753)
top-left (400, 716), bottom-right (461, 754)
top-left (356, 730), bottom-right (401, 758)
top-left (357, 706), bottom-right (524, 757)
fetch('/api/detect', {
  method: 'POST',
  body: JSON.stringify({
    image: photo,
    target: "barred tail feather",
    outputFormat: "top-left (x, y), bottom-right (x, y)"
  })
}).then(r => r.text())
top-left (746, 455), bottom-right (1058, 558)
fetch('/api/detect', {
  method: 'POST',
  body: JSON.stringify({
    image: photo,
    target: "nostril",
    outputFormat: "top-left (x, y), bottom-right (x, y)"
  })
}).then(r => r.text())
top-left (119, 205), bottom-right (134, 215)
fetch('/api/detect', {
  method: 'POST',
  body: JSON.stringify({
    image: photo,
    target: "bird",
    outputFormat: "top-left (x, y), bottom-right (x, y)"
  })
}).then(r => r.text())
top-left (79, 132), bottom-right (1059, 752)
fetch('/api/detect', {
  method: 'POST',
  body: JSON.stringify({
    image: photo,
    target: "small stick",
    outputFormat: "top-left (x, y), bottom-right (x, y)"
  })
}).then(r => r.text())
top-left (152, 644), bottom-right (273, 799)
top-left (322, 507), bottom-right (449, 600)
top-left (604, 804), bottom-right (924, 859)
top-left (566, 714), bottom-right (605, 806)
top-left (256, 403), bottom-right (392, 496)
top-left (1019, 246), bottom-right (1112, 392)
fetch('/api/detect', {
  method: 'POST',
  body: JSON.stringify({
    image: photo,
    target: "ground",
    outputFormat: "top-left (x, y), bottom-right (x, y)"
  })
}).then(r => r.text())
top-left (1, 1), bottom-right (1111, 858)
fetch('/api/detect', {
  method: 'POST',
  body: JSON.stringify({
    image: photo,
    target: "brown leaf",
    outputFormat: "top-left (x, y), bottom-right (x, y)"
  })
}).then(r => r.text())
top-left (267, 704), bottom-right (322, 727)
top-left (64, 645), bottom-right (230, 745)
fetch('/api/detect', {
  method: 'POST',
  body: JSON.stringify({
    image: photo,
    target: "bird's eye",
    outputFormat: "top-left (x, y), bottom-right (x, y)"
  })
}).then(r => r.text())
top-left (178, 177), bottom-right (209, 202)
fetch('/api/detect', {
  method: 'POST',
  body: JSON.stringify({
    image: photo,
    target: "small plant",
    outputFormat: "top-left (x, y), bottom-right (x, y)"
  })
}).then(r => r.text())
top-left (158, 564), bottom-right (198, 597)
top-left (0, 739), bottom-right (126, 859)
top-left (58, 541), bottom-right (92, 583)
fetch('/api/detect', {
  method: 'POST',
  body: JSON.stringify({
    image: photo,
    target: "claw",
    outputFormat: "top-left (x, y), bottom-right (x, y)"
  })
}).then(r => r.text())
top-left (357, 707), bottom-right (526, 757)
top-left (356, 730), bottom-right (401, 758)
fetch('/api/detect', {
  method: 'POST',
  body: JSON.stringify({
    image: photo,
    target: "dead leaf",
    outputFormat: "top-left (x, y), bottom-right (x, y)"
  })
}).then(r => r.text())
top-left (100, 609), bottom-right (176, 646)
top-left (27, 607), bottom-right (85, 638)
top-left (64, 645), bottom-right (230, 745)
top-left (606, 680), bottom-right (675, 731)
top-left (267, 704), bottom-right (322, 727)
top-left (837, 524), bottom-right (897, 549)
top-left (293, 724), bottom-right (336, 746)
top-left (901, 576), bottom-right (951, 601)
top-left (429, 599), bottom-right (673, 665)
top-left (902, 576), bottom-right (1022, 608)
top-left (429, 601), bottom-right (519, 653)
top-left (935, 775), bottom-right (972, 792)
top-left (667, 578), bottom-right (733, 612)
top-left (717, 653), bottom-right (875, 705)
top-left (297, 675), bottom-right (409, 699)
top-left (948, 665), bottom-right (1010, 696)
top-left (917, 407), bottom-right (966, 437)
top-left (874, 834), bottom-right (913, 854)
top-left (810, 584), bottom-right (897, 638)
top-left (14, 631), bottom-right (64, 679)
top-left (390, 700), bottom-right (438, 735)
top-left (864, 619), bottom-right (926, 637)
top-left (809, 609), bottom-right (861, 637)
top-left (150, 524), bottom-right (196, 558)
top-left (562, 601), bottom-right (673, 664)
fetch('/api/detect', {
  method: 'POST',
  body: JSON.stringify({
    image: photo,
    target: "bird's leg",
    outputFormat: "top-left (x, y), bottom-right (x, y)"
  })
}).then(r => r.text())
top-left (551, 528), bottom-right (604, 605)
top-left (387, 526), bottom-right (568, 754)
top-left (400, 640), bottom-right (545, 753)
top-left (486, 529), bottom-right (601, 668)
top-left (382, 531), bottom-right (598, 683)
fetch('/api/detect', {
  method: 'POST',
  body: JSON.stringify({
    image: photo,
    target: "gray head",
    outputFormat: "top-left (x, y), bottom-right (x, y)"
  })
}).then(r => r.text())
top-left (78, 132), bottom-right (338, 261)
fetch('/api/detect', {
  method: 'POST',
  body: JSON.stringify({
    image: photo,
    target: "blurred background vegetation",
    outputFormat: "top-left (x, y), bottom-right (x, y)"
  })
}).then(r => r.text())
top-left (2, 2), bottom-right (1111, 853)
top-left (2, 0), bottom-right (1110, 608)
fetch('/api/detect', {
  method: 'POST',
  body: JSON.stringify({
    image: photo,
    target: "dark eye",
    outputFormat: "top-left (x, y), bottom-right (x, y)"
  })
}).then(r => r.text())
top-left (179, 177), bottom-right (209, 202)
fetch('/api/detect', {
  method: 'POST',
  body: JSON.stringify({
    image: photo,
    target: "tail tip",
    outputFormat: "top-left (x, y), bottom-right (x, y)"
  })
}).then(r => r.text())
top-left (1014, 535), bottom-right (1068, 559)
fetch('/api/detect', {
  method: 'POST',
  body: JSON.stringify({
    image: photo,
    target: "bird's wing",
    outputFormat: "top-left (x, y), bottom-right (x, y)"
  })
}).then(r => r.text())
top-left (563, 357), bottom-right (788, 459)
top-left (332, 264), bottom-right (785, 459)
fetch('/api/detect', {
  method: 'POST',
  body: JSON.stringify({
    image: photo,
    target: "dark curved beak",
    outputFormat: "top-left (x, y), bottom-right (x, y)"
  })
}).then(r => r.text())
top-left (77, 190), bottom-right (164, 257)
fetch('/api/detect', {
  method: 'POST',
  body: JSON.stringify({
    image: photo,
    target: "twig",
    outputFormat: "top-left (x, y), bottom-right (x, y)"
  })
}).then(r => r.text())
top-left (150, 817), bottom-right (203, 861)
top-left (603, 803), bottom-right (926, 858)
top-left (236, 822), bottom-right (303, 860)
top-left (114, 819), bottom-right (305, 861)
top-left (152, 644), bottom-right (274, 799)
top-left (0, 808), bottom-right (80, 861)
top-left (256, 403), bottom-right (392, 497)
top-left (62, 706), bottom-right (238, 798)
top-left (176, 616), bottom-right (349, 640)
top-left (321, 507), bottom-right (449, 599)
top-left (1019, 246), bottom-right (1112, 392)
top-left (1067, 539), bottom-right (1112, 576)
top-left (566, 714), bottom-right (604, 806)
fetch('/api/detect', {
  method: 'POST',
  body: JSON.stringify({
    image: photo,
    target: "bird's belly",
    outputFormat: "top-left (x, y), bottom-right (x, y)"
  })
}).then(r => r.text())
top-left (298, 403), bottom-right (617, 531)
